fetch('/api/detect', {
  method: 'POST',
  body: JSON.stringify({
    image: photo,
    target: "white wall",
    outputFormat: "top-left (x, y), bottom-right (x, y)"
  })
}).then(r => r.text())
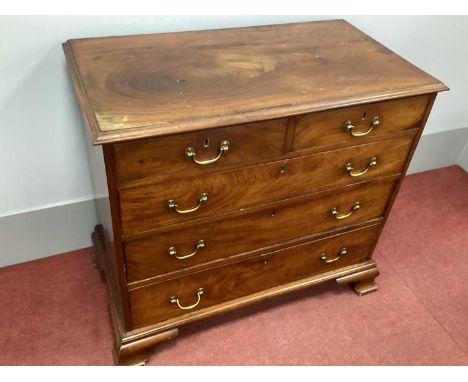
top-left (1, 16), bottom-right (467, 266)
top-left (350, 17), bottom-right (468, 135)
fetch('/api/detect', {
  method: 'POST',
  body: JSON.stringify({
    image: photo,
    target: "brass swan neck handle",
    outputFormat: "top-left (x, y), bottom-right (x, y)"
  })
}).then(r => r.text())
top-left (345, 116), bottom-right (380, 137)
top-left (330, 201), bottom-right (360, 220)
top-left (167, 193), bottom-right (208, 214)
top-left (170, 288), bottom-right (204, 310)
top-left (345, 157), bottom-right (377, 177)
top-left (168, 240), bottom-right (205, 260)
top-left (320, 248), bottom-right (347, 263)
top-left (185, 141), bottom-right (230, 165)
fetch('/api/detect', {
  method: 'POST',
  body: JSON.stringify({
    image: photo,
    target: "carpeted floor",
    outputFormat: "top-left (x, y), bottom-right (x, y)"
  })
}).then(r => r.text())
top-left (1, 165), bottom-right (467, 365)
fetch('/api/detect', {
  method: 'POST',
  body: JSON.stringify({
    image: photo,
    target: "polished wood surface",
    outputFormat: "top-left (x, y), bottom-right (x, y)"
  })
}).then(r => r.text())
top-left (293, 95), bottom-right (429, 152)
top-left (124, 177), bottom-right (396, 284)
top-left (64, 20), bottom-right (447, 144)
top-left (119, 136), bottom-right (413, 235)
top-left (336, 264), bottom-right (380, 296)
top-left (129, 224), bottom-right (380, 327)
top-left (122, 259), bottom-right (381, 364)
top-left (365, 93), bottom-right (439, 271)
top-left (113, 118), bottom-right (287, 185)
top-left (64, 20), bottom-right (447, 365)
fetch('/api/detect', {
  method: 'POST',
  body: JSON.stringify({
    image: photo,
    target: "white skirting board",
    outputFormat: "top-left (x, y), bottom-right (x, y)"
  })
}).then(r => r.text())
top-left (458, 140), bottom-right (468, 172)
top-left (0, 199), bottom-right (97, 268)
top-left (0, 127), bottom-right (467, 268)
top-left (407, 127), bottom-right (468, 174)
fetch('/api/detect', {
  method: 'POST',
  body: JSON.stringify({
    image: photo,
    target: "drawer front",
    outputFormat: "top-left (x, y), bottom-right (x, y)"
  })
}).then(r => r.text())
top-left (120, 135), bottom-right (413, 235)
top-left (113, 118), bottom-right (288, 185)
top-left (124, 177), bottom-right (396, 283)
top-left (293, 95), bottom-right (429, 152)
top-left (129, 224), bottom-right (380, 328)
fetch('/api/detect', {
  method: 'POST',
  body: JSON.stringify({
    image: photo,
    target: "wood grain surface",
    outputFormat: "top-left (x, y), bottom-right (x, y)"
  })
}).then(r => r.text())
top-left (63, 19), bottom-right (447, 365)
top-left (293, 94), bottom-right (429, 151)
top-left (119, 135), bottom-right (413, 235)
top-left (113, 118), bottom-right (287, 185)
top-left (129, 223), bottom-right (380, 327)
top-left (124, 176), bottom-right (397, 284)
top-left (64, 20), bottom-right (447, 144)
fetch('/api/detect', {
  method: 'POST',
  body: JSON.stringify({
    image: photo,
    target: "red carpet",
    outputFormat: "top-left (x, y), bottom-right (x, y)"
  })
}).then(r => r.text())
top-left (1, 166), bottom-right (467, 365)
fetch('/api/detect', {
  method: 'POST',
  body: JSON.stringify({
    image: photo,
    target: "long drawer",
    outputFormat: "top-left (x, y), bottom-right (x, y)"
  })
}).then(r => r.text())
top-left (129, 223), bottom-right (381, 328)
top-left (113, 118), bottom-right (288, 186)
top-left (292, 95), bottom-right (429, 152)
top-left (119, 135), bottom-right (413, 235)
top-left (124, 176), bottom-right (397, 283)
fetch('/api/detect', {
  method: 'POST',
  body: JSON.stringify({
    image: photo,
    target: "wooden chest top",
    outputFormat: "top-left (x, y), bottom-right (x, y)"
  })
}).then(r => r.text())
top-left (63, 19), bottom-right (447, 144)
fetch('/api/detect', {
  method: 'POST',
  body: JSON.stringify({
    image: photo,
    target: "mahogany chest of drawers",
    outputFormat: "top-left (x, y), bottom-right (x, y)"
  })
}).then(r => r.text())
top-left (63, 19), bottom-right (447, 365)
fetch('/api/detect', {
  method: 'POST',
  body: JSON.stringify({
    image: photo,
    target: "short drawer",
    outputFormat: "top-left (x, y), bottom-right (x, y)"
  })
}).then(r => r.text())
top-left (113, 118), bottom-right (288, 185)
top-left (119, 135), bottom-right (413, 235)
top-left (292, 95), bottom-right (429, 152)
top-left (129, 223), bottom-right (380, 328)
top-left (124, 177), bottom-right (396, 283)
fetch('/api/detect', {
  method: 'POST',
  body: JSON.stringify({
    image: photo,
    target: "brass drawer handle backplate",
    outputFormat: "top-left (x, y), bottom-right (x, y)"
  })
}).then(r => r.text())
top-left (170, 288), bottom-right (204, 310)
top-left (167, 193), bottom-right (208, 214)
top-left (345, 156), bottom-right (377, 177)
top-left (185, 140), bottom-right (230, 165)
top-left (330, 201), bottom-right (360, 220)
top-left (168, 240), bottom-right (205, 260)
top-left (345, 116), bottom-right (380, 137)
top-left (320, 248), bottom-right (347, 263)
